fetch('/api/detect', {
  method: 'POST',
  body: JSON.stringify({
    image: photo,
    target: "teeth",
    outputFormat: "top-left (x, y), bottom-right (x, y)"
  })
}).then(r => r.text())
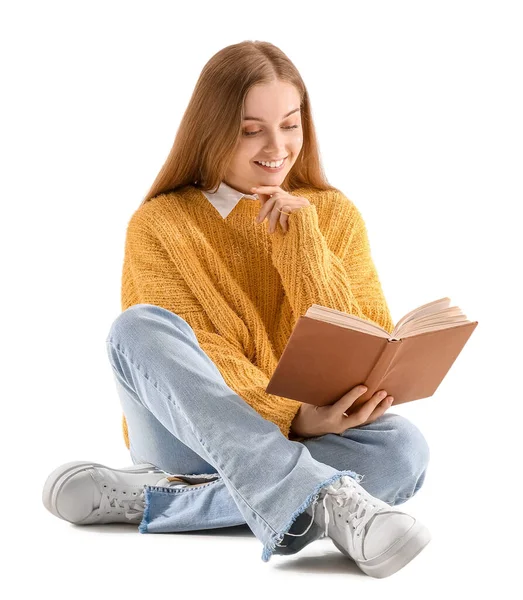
top-left (256, 158), bottom-right (285, 168)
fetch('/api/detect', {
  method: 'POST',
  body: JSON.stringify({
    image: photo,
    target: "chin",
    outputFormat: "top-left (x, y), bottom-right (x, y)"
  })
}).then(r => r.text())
top-left (258, 171), bottom-right (288, 181)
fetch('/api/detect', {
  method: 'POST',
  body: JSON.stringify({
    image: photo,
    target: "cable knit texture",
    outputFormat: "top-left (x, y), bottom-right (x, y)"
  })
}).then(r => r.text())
top-left (119, 184), bottom-right (394, 449)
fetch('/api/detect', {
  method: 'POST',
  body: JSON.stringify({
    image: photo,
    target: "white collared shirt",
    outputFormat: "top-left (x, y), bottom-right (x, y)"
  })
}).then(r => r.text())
top-left (200, 181), bottom-right (259, 219)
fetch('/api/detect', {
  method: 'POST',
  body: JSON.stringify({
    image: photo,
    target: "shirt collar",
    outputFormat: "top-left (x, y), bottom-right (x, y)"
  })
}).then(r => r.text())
top-left (200, 181), bottom-right (259, 219)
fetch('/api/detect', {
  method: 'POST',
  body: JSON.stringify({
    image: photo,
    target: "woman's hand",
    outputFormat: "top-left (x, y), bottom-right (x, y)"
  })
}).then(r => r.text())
top-left (252, 185), bottom-right (310, 233)
top-left (290, 385), bottom-right (394, 438)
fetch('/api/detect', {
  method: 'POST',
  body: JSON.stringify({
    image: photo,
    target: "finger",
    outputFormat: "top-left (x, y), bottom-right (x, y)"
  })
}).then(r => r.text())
top-left (359, 397), bottom-right (392, 427)
top-left (251, 186), bottom-right (281, 196)
top-left (336, 385), bottom-right (369, 414)
top-left (256, 197), bottom-right (275, 224)
top-left (280, 210), bottom-right (288, 233)
top-left (268, 203), bottom-right (281, 233)
top-left (252, 188), bottom-right (279, 207)
top-left (347, 393), bottom-right (387, 423)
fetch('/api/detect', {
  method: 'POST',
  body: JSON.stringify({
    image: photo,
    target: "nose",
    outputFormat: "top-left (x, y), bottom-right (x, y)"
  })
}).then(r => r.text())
top-left (263, 129), bottom-right (288, 155)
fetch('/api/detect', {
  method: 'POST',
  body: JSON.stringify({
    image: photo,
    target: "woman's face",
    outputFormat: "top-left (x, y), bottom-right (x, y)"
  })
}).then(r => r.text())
top-left (224, 80), bottom-right (303, 195)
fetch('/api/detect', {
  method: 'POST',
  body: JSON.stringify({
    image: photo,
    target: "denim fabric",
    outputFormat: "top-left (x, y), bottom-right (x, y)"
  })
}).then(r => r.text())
top-left (105, 304), bottom-right (430, 562)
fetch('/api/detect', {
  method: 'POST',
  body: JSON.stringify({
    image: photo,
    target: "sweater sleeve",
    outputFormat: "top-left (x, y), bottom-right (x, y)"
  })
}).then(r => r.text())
top-left (270, 189), bottom-right (395, 335)
top-left (119, 211), bottom-right (303, 449)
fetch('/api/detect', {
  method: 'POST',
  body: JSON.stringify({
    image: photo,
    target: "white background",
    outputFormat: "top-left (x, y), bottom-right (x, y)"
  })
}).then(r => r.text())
top-left (2, 1), bottom-right (521, 597)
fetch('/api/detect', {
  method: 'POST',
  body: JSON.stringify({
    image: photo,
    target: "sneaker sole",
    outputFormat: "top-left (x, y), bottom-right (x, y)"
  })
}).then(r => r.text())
top-left (42, 460), bottom-right (160, 522)
top-left (331, 519), bottom-right (431, 578)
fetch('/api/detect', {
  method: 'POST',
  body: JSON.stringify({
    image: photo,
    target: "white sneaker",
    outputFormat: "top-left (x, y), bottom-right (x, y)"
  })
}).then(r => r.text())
top-left (313, 475), bottom-right (431, 578)
top-left (42, 460), bottom-right (191, 525)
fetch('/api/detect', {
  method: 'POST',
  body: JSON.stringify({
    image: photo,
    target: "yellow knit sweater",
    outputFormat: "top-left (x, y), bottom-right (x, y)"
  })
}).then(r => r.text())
top-left (119, 184), bottom-right (394, 449)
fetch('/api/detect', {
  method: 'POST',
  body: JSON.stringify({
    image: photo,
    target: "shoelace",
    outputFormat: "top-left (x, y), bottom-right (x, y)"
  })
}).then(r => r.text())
top-left (274, 490), bottom-right (324, 548)
top-left (275, 479), bottom-right (381, 547)
top-left (97, 486), bottom-right (146, 521)
top-left (320, 483), bottom-right (382, 539)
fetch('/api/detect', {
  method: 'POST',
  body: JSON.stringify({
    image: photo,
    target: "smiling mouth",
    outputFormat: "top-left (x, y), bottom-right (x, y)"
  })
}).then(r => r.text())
top-left (254, 156), bottom-right (288, 163)
top-left (254, 157), bottom-right (288, 169)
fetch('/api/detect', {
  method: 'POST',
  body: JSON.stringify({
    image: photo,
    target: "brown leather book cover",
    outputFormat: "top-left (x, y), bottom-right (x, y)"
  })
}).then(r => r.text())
top-left (265, 298), bottom-right (478, 412)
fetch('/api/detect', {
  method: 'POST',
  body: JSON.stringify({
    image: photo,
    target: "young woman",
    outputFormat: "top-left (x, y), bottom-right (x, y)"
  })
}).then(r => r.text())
top-left (42, 40), bottom-right (431, 578)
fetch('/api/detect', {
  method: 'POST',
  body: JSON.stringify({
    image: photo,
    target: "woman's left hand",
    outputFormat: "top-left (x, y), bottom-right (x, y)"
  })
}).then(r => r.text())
top-left (251, 185), bottom-right (310, 234)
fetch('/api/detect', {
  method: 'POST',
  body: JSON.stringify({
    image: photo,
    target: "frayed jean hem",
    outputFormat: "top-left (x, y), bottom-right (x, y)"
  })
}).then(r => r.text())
top-left (138, 489), bottom-right (151, 534)
top-left (261, 468), bottom-right (363, 563)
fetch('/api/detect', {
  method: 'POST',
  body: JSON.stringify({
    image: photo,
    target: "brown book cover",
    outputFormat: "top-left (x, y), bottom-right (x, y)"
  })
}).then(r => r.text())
top-left (265, 297), bottom-right (478, 412)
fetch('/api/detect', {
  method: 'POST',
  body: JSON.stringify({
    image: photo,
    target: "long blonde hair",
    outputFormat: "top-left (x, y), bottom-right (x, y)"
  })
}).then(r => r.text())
top-left (140, 40), bottom-right (337, 206)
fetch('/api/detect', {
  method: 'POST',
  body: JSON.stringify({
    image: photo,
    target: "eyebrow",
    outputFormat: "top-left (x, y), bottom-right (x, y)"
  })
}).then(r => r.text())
top-left (243, 108), bottom-right (301, 122)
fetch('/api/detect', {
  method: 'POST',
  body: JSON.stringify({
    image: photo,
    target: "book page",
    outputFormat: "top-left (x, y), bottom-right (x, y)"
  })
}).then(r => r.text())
top-left (305, 297), bottom-right (472, 340)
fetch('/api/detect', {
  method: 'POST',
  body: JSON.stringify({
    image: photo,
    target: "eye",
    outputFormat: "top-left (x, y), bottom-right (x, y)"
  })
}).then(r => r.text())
top-left (242, 125), bottom-right (300, 137)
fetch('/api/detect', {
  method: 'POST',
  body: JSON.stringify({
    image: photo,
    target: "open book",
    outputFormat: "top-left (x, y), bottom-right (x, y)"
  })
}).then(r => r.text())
top-left (265, 297), bottom-right (478, 411)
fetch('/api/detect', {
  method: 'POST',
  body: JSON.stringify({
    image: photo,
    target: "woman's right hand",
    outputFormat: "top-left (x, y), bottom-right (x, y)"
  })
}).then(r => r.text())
top-left (289, 385), bottom-right (394, 439)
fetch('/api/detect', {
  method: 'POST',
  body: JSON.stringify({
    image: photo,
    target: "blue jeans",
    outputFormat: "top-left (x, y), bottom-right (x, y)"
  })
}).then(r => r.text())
top-left (105, 304), bottom-right (430, 562)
